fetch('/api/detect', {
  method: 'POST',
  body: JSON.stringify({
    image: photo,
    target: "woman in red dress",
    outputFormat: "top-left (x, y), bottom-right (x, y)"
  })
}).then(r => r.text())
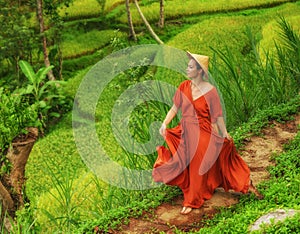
top-left (152, 51), bottom-right (263, 215)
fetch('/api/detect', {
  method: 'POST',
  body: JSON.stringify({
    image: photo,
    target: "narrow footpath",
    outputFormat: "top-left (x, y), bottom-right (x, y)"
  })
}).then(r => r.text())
top-left (118, 114), bottom-right (300, 234)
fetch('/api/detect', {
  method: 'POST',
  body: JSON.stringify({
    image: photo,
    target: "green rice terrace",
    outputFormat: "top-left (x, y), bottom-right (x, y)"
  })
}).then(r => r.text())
top-left (0, 0), bottom-right (299, 233)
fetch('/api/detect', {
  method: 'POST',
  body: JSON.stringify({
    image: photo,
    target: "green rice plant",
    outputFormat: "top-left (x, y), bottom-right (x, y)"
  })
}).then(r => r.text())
top-left (166, 2), bottom-right (300, 56)
top-left (62, 66), bottom-right (91, 97)
top-left (117, 0), bottom-right (296, 24)
top-left (208, 17), bottom-right (299, 129)
top-left (122, 78), bottom-right (180, 169)
top-left (57, 0), bottom-right (297, 24)
top-left (35, 171), bottom-right (119, 233)
top-left (104, 0), bottom-right (124, 12)
top-left (259, 15), bottom-right (300, 61)
top-left (36, 158), bottom-right (92, 233)
top-left (25, 114), bottom-right (88, 203)
top-left (68, 59), bottom-right (178, 228)
top-left (59, 0), bottom-right (103, 20)
top-left (275, 16), bottom-right (300, 91)
top-left (60, 29), bottom-right (120, 59)
top-left (58, 0), bottom-right (124, 20)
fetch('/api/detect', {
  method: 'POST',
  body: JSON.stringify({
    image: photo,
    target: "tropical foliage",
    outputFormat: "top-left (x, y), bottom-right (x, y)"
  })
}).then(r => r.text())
top-left (0, 0), bottom-right (299, 233)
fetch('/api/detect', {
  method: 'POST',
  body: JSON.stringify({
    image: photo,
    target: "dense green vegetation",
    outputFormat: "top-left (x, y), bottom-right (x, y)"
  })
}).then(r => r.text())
top-left (0, 0), bottom-right (299, 233)
top-left (198, 130), bottom-right (300, 233)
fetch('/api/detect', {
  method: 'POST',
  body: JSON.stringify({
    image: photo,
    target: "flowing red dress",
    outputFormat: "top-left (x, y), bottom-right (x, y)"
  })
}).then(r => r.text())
top-left (152, 80), bottom-right (250, 208)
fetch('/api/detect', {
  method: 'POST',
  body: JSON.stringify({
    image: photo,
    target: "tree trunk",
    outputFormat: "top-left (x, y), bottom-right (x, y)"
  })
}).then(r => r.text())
top-left (126, 0), bottom-right (137, 41)
top-left (36, 0), bottom-right (55, 81)
top-left (58, 45), bottom-right (63, 79)
top-left (0, 127), bottom-right (38, 231)
top-left (133, 0), bottom-right (164, 44)
top-left (159, 0), bottom-right (164, 28)
top-left (0, 182), bottom-right (14, 215)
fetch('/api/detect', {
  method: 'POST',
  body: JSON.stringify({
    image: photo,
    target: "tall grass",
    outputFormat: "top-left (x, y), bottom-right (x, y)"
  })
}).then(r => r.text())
top-left (0, 204), bottom-right (37, 234)
top-left (37, 159), bottom-right (89, 233)
top-left (209, 17), bottom-right (299, 129)
top-left (276, 16), bottom-right (300, 90)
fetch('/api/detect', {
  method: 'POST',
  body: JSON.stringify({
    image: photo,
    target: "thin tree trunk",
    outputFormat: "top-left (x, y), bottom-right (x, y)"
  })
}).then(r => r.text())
top-left (0, 182), bottom-right (14, 214)
top-left (126, 0), bottom-right (137, 41)
top-left (58, 45), bottom-right (63, 79)
top-left (36, 0), bottom-right (55, 81)
top-left (159, 0), bottom-right (164, 28)
top-left (133, 0), bottom-right (164, 44)
top-left (0, 127), bottom-right (38, 232)
top-left (0, 181), bottom-right (15, 232)
top-left (6, 127), bottom-right (38, 209)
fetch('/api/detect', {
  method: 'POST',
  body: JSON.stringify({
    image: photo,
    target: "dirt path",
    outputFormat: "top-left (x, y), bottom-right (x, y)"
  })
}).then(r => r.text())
top-left (118, 114), bottom-right (300, 234)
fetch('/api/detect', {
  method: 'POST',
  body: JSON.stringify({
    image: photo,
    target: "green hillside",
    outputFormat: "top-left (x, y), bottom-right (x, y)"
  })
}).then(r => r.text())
top-left (1, 0), bottom-right (299, 233)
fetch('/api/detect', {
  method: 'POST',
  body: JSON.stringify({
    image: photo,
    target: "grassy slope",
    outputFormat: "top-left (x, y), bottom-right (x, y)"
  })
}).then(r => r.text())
top-left (25, 0), bottom-right (300, 232)
top-left (117, 0), bottom-right (299, 24)
top-left (77, 96), bottom-right (300, 233)
top-left (26, 0), bottom-right (300, 203)
top-left (167, 3), bottom-right (300, 56)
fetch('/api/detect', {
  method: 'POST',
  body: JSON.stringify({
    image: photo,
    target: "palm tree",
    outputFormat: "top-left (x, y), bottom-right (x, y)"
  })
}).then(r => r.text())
top-left (159, 0), bottom-right (165, 28)
top-left (126, 0), bottom-right (137, 41)
top-left (36, 0), bottom-right (55, 80)
top-left (133, 0), bottom-right (164, 44)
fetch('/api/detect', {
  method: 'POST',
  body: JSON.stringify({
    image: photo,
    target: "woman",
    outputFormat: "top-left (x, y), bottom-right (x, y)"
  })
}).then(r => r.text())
top-left (152, 51), bottom-right (263, 215)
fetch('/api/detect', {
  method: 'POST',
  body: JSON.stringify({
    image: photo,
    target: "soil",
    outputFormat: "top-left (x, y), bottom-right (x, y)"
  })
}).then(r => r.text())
top-left (111, 114), bottom-right (300, 234)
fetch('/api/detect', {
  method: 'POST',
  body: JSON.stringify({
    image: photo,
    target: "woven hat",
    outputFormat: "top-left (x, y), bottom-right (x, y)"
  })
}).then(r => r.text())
top-left (187, 51), bottom-right (209, 75)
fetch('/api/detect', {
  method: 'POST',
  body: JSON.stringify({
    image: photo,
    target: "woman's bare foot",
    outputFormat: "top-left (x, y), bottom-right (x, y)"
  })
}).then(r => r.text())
top-left (248, 180), bottom-right (264, 200)
top-left (180, 206), bottom-right (192, 215)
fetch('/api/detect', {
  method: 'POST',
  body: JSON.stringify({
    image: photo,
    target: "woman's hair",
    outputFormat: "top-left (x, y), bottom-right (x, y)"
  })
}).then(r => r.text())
top-left (192, 58), bottom-right (206, 79)
top-left (193, 58), bottom-right (202, 71)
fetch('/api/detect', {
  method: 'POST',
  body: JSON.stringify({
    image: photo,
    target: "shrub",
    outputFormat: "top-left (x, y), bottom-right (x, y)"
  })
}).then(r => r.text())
top-left (18, 60), bottom-right (72, 132)
top-left (0, 88), bottom-right (36, 171)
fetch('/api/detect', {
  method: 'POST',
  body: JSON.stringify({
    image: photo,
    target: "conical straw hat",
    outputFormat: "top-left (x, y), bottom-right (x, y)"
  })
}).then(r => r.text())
top-left (187, 51), bottom-right (209, 75)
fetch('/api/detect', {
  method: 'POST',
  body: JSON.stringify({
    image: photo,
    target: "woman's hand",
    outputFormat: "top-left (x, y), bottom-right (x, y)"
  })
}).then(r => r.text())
top-left (159, 105), bottom-right (177, 138)
top-left (223, 132), bottom-right (232, 140)
top-left (216, 117), bottom-right (231, 140)
top-left (159, 123), bottom-right (167, 137)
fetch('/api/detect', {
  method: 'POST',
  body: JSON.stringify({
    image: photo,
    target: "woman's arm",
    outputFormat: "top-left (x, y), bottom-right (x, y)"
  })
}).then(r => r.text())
top-left (159, 104), bottom-right (178, 137)
top-left (216, 116), bottom-right (231, 139)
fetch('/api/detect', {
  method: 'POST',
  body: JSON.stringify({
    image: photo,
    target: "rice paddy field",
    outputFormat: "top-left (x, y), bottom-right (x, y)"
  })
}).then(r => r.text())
top-left (2, 0), bottom-right (299, 233)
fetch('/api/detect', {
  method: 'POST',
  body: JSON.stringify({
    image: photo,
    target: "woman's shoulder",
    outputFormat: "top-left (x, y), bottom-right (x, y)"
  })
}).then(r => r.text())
top-left (203, 82), bottom-right (216, 94)
top-left (180, 79), bottom-right (190, 86)
top-left (204, 84), bottom-right (220, 98)
top-left (177, 80), bottom-right (190, 89)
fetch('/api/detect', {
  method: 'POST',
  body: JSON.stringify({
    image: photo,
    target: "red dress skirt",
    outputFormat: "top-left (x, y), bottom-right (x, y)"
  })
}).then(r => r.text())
top-left (152, 80), bottom-right (250, 208)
